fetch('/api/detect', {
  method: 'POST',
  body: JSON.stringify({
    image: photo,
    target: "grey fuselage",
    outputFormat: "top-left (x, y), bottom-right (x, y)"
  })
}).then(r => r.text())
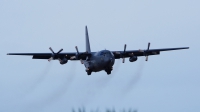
top-left (83, 50), bottom-right (115, 72)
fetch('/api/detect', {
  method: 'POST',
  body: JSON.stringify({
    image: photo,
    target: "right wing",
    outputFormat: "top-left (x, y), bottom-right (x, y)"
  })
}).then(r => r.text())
top-left (112, 47), bottom-right (189, 59)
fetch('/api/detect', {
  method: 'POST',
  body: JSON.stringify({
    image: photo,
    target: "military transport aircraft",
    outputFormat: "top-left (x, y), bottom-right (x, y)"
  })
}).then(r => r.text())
top-left (7, 26), bottom-right (189, 75)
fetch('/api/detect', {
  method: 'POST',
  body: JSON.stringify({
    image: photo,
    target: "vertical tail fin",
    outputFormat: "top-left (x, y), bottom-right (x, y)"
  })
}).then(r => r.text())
top-left (85, 26), bottom-right (91, 53)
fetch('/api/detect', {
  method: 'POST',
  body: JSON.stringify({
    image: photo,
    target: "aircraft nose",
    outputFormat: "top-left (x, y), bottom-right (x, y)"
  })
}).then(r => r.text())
top-left (105, 58), bottom-right (113, 63)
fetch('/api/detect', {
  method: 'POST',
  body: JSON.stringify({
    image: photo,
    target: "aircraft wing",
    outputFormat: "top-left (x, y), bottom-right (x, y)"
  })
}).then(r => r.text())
top-left (7, 52), bottom-right (90, 60)
top-left (112, 47), bottom-right (189, 59)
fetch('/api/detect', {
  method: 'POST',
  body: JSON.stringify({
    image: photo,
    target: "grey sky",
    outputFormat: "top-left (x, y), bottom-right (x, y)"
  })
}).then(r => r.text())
top-left (0, 0), bottom-right (199, 112)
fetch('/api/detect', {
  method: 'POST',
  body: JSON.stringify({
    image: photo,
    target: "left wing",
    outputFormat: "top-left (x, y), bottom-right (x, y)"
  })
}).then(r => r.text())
top-left (7, 52), bottom-right (90, 60)
top-left (7, 47), bottom-right (91, 61)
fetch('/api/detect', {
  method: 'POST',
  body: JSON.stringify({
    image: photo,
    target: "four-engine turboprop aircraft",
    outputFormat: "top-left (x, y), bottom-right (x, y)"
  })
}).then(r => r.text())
top-left (7, 26), bottom-right (189, 75)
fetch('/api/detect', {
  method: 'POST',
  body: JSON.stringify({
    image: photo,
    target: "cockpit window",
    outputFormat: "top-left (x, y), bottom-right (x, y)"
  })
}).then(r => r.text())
top-left (98, 51), bottom-right (111, 56)
top-left (99, 52), bottom-right (105, 55)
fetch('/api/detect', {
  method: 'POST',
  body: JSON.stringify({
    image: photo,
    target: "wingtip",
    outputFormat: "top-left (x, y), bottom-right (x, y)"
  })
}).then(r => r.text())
top-left (184, 47), bottom-right (189, 49)
top-left (7, 53), bottom-right (9, 55)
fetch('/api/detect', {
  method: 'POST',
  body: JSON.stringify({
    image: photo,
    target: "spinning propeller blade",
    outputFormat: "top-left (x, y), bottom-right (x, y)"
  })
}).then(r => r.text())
top-left (57, 49), bottom-right (63, 54)
top-left (48, 57), bottom-right (53, 62)
top-left (145, 42), bottom-right (150, 61)
top-left (75, 46), bottom-right (79, 55)
top-left (49, 47), bottom-right (55, 54)
top-left (48, 47), bottom-right (63, 62)
top-left (75, 46), bottom-right (84, 64)
top-left (122, 44), bottom-right (126, 63)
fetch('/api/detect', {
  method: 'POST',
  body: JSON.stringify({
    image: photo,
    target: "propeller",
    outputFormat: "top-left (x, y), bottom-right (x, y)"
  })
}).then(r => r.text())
top-left (122, 44), bottom-right (126, 63)
top-left (139, 42), bottom-right (150, 61)
top-left (48, 47), bottom-right (63, 61)
top-left (145, 42), bottom-right (150, 61)
top-left (75, 46), bottom-right (84, 64)
top-left (75, 46), bottom-right (79, 55)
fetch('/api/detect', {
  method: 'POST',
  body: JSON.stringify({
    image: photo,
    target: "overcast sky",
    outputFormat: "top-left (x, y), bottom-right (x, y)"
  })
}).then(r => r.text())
top-left (0, 0), bottom-right (199, 112)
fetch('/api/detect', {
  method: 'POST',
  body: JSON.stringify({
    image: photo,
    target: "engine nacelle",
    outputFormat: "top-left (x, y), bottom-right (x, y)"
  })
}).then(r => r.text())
top-left (129, 56), bottom-right (137, 62)
top-left (59, 58), bottom-right (68, 65)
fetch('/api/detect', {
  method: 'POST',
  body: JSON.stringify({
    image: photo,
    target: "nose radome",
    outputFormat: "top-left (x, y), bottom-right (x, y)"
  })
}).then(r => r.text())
top-left (104, 57), bottom-right (110, 62)
top-left (105, 57), bottom-right (113, 63)
top-left (109, 58), bottom-right (113, 63)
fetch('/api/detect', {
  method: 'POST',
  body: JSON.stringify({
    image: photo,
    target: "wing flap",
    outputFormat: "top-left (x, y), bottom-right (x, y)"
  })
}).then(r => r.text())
top-left (32, 55), bottom-right (51, 59)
